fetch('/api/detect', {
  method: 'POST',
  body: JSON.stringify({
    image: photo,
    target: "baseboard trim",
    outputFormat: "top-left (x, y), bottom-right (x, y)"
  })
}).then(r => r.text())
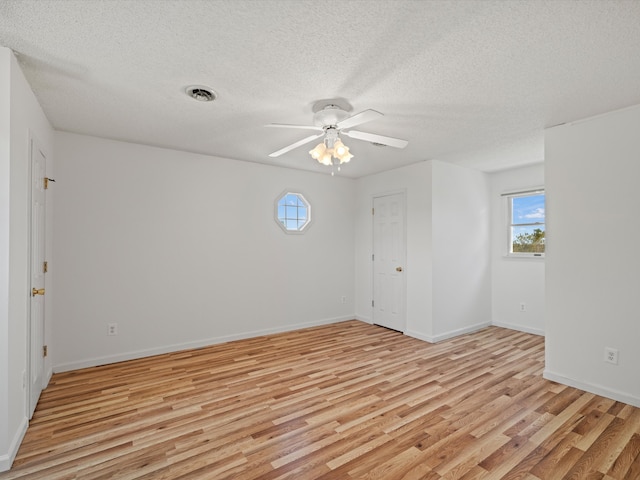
top-left (53, 316), bottom-right (354, 373)
top-left (543, 370), bottom-right (640, 408)
top-left (404, 329), bottom-right (433, 343)
top-left (406, 321), bottom-right (491, 344)
top-left (0, 416), bottom-right (28, 473)
top-left (354, 314), bottom-right (371, 324)
top-left (491, 321), bottom-right (544, 337)
top-left (44, 367), bottom-right (53, 388)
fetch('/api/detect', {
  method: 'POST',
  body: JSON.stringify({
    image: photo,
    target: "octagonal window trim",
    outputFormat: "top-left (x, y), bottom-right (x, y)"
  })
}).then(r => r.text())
top-left (274, 190), bottom-right (312, 234)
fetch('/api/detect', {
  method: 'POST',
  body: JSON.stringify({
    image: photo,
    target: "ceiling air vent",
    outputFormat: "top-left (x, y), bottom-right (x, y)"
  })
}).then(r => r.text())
top-left (185, 86), bottom-right (217, 102)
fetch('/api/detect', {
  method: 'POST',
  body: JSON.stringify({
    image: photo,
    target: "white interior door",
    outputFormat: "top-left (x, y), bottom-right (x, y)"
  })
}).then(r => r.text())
top-left (29, 139), bottom-right (46, 418)
top-left (372, 192), bottom-right (406, 332)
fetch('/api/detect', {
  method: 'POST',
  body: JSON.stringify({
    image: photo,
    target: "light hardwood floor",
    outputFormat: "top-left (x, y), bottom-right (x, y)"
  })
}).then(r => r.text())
top-left (2, 321), bottom-right (639, 479)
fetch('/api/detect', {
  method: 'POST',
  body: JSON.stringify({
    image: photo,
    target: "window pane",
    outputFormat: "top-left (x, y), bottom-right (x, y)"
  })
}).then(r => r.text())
top-left (298, 207), bottom-right (307, 220)
top-left (512, 194), bottom-right (545, 225)
top-left (285, 218), bottom-right (298, 230)
top-left (285, 194), bottom-right (297, 206)
top-left (284, 205), bottom-right (296, 220)
top-left (512, 225), bottom-right (545, 253)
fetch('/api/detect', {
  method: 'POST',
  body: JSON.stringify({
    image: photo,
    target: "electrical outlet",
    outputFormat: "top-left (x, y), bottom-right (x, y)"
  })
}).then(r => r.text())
top-left (520, 303), bottom-right (526, 312)
top-left (604, 347), bottom-right (619, 365)
top-left (341, 296), bottom-right (347, 304)
top-left (107, 323), bottom-right (118, 336)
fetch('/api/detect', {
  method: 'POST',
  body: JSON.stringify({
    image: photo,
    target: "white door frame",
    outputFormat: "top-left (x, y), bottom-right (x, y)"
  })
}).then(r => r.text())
top-left (371, 190), bottom-right (407, 332)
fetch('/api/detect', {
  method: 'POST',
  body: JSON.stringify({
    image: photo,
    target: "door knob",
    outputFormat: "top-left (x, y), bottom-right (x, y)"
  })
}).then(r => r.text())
top-left (396, 267), bottom-right (403, 272)
top-left (32, 288), bottom-right (45, 296)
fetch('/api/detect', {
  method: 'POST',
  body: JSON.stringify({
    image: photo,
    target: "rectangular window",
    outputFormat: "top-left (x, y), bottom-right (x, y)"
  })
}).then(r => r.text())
top-left (505, 189), bottom-right (545, 257)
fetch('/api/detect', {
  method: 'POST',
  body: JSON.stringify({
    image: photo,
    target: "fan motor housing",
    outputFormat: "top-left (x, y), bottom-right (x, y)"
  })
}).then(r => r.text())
top-left (313, 105), bottom-right (350, 127)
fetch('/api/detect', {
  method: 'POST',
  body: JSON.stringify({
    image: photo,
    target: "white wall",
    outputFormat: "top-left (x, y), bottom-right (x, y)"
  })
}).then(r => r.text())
top-left (545, 104), bottom-right (640, 407)
top-left (355, 160), bottom-right (491, 342)
top-left (490, 164), bottom-right (545, 335)
top-left (0, 48), bottom-right (55, 472)
top-left (432, 161), bottom-right (491, 340)
top-left (0, 47), bottom-right (12, 471)
top-left (52, 132), bottom-right (355, 371)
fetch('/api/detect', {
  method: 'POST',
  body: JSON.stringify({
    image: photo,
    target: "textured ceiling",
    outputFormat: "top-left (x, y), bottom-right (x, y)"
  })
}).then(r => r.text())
top-left (2, 0), bottom-right (640, 178)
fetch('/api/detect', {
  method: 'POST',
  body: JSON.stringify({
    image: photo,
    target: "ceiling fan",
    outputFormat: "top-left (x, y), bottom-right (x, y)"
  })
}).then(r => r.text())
top-left (267, 103), bottom-right (408, 167)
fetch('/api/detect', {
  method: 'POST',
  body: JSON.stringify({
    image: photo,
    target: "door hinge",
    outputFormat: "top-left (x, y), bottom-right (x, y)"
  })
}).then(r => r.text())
top-left (43, 261), bottom-right (48, 273)
top-left (372, 300), bottom-right (374, 307)
top-left (372, 254), bottom-right (374, 261)
top-left (44, 177), bottom-right (56, 189)
top-left (43, 345), bottom-right (48, 357)
top-left (372, 208), bottom-right (374, 215)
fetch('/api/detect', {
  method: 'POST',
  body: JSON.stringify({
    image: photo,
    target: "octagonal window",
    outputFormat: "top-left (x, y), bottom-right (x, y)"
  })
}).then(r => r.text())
top-left (275, 191), bottom-right (311, 233)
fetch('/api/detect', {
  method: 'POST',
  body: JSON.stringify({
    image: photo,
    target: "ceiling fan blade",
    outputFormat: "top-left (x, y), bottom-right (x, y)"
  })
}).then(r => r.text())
top-left (336, 109), bottom-right (383, 130)
top-left (343, 130), bottom-right (408, 149)
top-left (268, 133), bottom-right (325, 157)
top-left (266, 123), bottom-right (324, 132)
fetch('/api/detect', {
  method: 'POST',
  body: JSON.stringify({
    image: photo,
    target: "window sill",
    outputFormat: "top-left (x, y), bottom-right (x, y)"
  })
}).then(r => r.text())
top-left (504, 253), bottom-right (545, 260)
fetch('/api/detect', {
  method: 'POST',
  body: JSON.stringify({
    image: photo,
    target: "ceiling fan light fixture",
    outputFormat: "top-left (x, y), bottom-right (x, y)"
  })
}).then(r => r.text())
top-left (309, 136), bottom-right (353, 166)
top-left (333, 139), bottom-right (347, 156)
top-left (333, 139), bottom-right (352, 163)
top-left (320, 152), bottom-right (333, 166)
top-left (338, 151), bottom-right (353, 164)
top-left (309, 142), bottom-right (326, 160)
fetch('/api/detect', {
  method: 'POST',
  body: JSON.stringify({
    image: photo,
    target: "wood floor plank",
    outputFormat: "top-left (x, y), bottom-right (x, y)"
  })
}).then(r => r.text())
top-left (1, 321), bottom-right (639, 480)
top-left (607, 433), bottom-right (640, 479)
